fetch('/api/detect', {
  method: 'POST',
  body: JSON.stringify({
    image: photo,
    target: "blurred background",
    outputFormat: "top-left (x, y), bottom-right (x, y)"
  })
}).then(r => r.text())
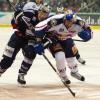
top-left (0, 0), bottom-right (100, 26)
top-left (0, 0), bottom-right (100, 12)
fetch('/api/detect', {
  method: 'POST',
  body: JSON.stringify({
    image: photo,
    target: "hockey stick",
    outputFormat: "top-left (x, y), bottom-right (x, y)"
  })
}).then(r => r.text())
top-left (42, 53), bottom-right (75, 97)
top-left (73, 39), bottom-right (86, 42)
top-left (6, 0), bottom-right (16, 11)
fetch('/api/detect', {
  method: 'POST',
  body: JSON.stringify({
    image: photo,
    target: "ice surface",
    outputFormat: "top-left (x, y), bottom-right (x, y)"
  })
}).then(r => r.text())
top-left (0, 28), bottom-right (100, 100)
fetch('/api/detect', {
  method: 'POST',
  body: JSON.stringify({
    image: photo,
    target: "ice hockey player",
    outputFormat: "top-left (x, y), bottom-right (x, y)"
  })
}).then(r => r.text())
top-left (35, 10), bottom-right (93, 84)
top-left (55, 2), bottom-right (86, 65)
top-left (17, 1), bottom-right (51, 85)
top-left (0, 1), bottom-right (50, 85)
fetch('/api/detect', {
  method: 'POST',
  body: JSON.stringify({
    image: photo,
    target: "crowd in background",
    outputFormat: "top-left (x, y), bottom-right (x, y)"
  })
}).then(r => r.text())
top-left (0, 0), bottom-right (100, 12)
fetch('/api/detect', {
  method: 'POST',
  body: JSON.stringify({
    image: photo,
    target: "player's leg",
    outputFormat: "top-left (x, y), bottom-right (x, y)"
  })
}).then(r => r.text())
top-left (0, 33), bottom-right (24, 76)
top-left (60, 38), bottom-right (85, 81)
top-left (66, 57), bottom-right (85, 81)
top-left (61, 38), bottom-right (86, 65)
top-left (49, 43), bottom-right (71, 84)
top-left (76, 51), bottom-right (86, 65)
top-left (17, 43), bottom-right (36, 85)
top-left (55, 51), bottom-right (71, 84)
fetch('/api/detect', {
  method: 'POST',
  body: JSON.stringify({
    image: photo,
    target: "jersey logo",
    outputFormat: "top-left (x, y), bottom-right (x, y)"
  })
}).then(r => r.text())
top-left (50, 19), bottom-right (57, 26)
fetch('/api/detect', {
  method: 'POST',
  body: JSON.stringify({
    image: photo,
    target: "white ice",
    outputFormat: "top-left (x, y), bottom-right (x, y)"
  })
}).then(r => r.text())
top-left (0, 28), bottom-right (100, 85)
top-left (0, 28), bottom-right (100, 99)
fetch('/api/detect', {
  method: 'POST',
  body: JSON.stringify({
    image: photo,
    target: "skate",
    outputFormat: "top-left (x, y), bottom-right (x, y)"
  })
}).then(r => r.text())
top-left (0, 67), bottom-right (6, 77)
top-left (61, 76), bottom-right (71, 85)
top-left (17, 73), bottom-right (26, 85)
top-left (77, 57), bottom-right (86, 65)
top-left (0, 73), bottom-right (2, 77)
top-left (71, 72), bottom-right (85, 81)
top-left (0, 69), bottom-right (2, 76)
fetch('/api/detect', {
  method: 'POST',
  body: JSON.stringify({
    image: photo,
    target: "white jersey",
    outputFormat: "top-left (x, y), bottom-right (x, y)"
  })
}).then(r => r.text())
top-left (35, 14), bottom-right (65, 30)
top-left (35, 14), bottom-right (83, 40)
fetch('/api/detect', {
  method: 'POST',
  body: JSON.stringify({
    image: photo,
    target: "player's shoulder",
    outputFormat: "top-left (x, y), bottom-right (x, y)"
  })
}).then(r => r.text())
top-left (47, 14), bottom-right (64, 26)
top-left (35, 14), bottom-right (65, 30)
top-left (75, 15), bottom-right (85, 26)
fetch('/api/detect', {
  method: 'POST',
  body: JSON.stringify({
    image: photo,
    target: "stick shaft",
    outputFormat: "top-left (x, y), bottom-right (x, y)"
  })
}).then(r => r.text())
top-left (6, 0), bottom-right (16, 11)
top-left (43, 54), bottom-right (75, 97)
top-left (73, 39), bottom-right (85, 42)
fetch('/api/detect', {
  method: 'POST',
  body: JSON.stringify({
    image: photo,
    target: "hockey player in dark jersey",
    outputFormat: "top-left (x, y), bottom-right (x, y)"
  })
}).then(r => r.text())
top-left (35, 10), bottom-right (93, 84)
top-left (0, 1), bottom-right (50, 85)
top-left (16, 1), bottom-right (51, 85)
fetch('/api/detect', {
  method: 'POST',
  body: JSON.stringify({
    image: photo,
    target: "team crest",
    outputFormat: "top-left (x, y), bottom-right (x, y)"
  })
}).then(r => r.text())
top-left (51, 19), bottom-right (57, 26)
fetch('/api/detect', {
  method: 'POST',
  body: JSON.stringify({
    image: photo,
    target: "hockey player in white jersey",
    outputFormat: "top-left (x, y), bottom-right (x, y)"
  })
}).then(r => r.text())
top-left (35, 10), bottom-right (93, 84)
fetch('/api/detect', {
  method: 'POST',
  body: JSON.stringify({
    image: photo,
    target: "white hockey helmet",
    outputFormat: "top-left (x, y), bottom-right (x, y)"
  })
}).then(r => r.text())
top-left (39, 3), bottom-right (51, 13)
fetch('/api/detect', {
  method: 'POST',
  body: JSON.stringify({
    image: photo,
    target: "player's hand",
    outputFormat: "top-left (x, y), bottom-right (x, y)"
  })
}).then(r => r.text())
top-left (34, 43), bottom-right (44, 55)
top-left (78, 29), bottom-right (93, 42)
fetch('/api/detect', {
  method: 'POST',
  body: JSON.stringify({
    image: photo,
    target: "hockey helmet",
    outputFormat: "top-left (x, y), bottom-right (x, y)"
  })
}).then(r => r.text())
top-left (64, 10), bottom-right (76, 21)
top-left (15, 2), bottom-right (26, 12)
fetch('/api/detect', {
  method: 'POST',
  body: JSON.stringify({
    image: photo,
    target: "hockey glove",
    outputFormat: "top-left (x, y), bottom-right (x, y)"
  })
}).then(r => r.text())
top-left (34, 43), bottom-right (44, 55)
top-left (78, 29), bottom-right (93, 42)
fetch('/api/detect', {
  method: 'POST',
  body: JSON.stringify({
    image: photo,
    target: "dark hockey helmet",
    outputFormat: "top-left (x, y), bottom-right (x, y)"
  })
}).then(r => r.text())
top-left (63, 10), bottom-right (76, 28)
top-left (64, 10), bottom-right (76, 21)
top-left (15, 2), bottom-right (26, 12)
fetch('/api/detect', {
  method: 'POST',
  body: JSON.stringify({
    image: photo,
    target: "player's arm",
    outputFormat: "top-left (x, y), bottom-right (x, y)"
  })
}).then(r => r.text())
top-left (75, 16), bottom-right (92, 31)
top-left (47, 17), bottom-right (63, 27)
top-left (35, 17), bottom-right (63, 40)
